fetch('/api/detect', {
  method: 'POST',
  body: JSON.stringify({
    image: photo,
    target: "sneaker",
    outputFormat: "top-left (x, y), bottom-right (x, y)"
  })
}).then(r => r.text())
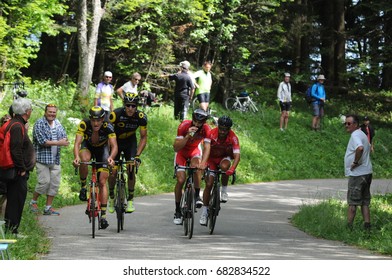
top-left (108, 198), bottom-right (115, 213)
top-left (29, 202), bottom-right (39, 214)
top-left (126, 200), bottom-right (135, 213)
top-left (221, 190), bottom-right (228, 203)
top-left (195, 196), bottom-right (203, 208)
top-left (79, 188), bottom-right (87, 201)
top-left (100, 218), bottom-right (109, 229)
top-left (43, 207), bottom-right (60, 216)
top-left (200, 209), bottom-right (208, 226)
top-left (173, 211), bottom-right (183, 225)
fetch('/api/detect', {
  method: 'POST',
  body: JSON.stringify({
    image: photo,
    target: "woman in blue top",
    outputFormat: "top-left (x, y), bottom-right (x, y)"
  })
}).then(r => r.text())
top-left (311, 75), bottom-right (326, 130)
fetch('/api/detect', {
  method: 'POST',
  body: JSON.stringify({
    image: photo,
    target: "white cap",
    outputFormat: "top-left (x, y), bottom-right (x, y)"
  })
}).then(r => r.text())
top-left (284, 73), bottom-right (290, 77)
top-left (179, 61), bottom-right (190, 70)
top-left (104, 71), bottom-right (113, 77)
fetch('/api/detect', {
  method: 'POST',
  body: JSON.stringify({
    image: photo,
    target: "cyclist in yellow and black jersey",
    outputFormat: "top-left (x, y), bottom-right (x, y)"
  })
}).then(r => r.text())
top-left (108, 93), bottom-right (148, 213)
top-left (73, 106), bottom-right (118, 229)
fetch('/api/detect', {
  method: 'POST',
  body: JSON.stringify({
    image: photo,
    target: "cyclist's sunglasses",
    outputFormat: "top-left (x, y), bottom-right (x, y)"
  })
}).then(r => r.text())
top-left (218, 126), bottom-right (230, 132)
top-left (125, 103), bottom-right (137, 108)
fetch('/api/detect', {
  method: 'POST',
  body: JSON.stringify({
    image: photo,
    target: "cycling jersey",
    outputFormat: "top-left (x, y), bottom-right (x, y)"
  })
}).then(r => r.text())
top-left (209, 128), bottom-right (240, 159)
top-left (176, 120), bottom-right (211, 152)
top-left (76, 118), bottom-right (116, 147)
top-left (109, 107), bottom-right (147, 141)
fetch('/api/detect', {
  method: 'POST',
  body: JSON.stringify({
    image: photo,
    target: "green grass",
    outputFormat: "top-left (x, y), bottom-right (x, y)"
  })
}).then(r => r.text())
top-left (2, 80), bottom-right (392, 258)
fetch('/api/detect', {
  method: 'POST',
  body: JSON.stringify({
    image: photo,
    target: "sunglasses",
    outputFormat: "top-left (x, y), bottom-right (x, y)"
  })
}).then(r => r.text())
top-left (105, 76), bottom-right (112, 78)
top-left (344, 122), bottom-right (354, 126)
top-left (218, 126), bottom-right (230, 132)
top-left (125, 104), bottom-right (137, 108)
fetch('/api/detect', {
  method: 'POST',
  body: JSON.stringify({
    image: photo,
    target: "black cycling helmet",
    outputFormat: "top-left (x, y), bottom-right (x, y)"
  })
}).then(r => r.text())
top-left (192, 109), bottom-right (208, 122)
top-left (123, 93), bottom-right (139, 104)
top-left (89, 106), bottom-right (105, 119)
top-left (218, 115), bottom-right (233, 128)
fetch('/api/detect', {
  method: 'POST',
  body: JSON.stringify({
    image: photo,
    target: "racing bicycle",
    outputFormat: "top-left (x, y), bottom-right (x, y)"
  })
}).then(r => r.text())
top-left (75, 160), bottom-right (106, 238)
top-left (205, 168), bottom-right (236, 234)
top-left (113, 155), bottom-right (137, 233)
top-left (224, 90), bottom-right (260, 114)
top-left (175, 163), bottom-right (198, 239)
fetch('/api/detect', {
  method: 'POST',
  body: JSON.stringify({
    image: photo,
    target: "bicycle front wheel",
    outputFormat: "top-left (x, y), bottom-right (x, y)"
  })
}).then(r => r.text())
top-left (208, 183), bottom-right (220, 235)
top-left (225, 98), bottom-right (240, 111)
top-left (90, 185), bottom-right (96, 238)
top-left (116, 180), bottom-right (126, 233)
top-left (187, 186), bottom-right (195, 239)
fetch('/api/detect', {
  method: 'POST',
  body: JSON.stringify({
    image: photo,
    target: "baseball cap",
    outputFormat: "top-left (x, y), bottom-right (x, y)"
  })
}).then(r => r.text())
top-left (179, 61), bottom-right (190, 70)
top-left (104, 71), bottom-right (113, 77)
top-left (364, 116), bottom-right (369, 121)
top-left (284, 73), bottom-right (290, 77)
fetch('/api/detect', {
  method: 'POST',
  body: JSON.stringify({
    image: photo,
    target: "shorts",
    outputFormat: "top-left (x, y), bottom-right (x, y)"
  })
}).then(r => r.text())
top-left (347, 174), bottom-right (372, 206)
top-left (279, 101), bottom-right (291, 112)
top-left (35, 162), bottom-right (61, 196)
top-left (116, 136), bottom-right (137, 161)
top-left (80, 141), bottom-right (110, 173)
top-left (312, 102), bottom-right (324, 117)
top-left (197, 93), bottom-right (210, 103)
top-left (175, 147), bottom-right (202, 170)
top-left (207, 156), bottom-right (232, 171)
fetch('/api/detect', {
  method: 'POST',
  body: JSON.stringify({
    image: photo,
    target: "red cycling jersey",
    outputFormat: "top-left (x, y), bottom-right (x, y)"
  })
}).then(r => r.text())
top-left (209, 127), bottom-right (240, 159)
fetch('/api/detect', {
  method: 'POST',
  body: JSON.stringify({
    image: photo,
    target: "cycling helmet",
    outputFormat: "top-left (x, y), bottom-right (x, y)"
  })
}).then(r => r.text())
top-left (218, 115), bottom-right (233, 128)
top-left (123, 92), bottom-right (139, 104)
top-left (192, 109), bottom-right (208, 122)
top-left (89, 106), bottom-right (105, 119)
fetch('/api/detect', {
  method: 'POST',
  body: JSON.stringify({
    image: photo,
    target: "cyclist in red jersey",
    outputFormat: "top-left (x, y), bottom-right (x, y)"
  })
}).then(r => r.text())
top-left (173, 109), bottom-right (211, 225)
top-left (200, 115), bottom-right (240, 226)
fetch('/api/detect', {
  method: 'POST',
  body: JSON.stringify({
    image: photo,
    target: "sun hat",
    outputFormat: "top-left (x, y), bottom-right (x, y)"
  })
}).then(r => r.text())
top-left (317, 74), bottom-right (326, 80)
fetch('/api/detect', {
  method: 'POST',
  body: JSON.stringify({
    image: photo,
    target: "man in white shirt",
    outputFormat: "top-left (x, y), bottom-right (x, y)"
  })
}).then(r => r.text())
top-left (116, 72), bottom-right (141, 100)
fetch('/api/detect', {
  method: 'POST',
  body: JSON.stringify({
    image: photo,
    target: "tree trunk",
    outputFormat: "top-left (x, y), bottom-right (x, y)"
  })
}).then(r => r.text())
top-left (334, 0), bottom-right (347, 90)
top-left (74, 0), bottom-right (105, 109)
top-left (381, 10), bottom-right (392, 90)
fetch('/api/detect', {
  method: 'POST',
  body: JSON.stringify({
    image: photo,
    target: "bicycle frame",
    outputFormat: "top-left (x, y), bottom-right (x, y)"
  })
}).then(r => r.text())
top-left (175, 164), bottom-right (197, 239)
top-left (113, 156), bottom-right (137, 233)
top-left (76, 161), bottom-right (106, 238)
top-left (225, 91), bottom-right (259, 113)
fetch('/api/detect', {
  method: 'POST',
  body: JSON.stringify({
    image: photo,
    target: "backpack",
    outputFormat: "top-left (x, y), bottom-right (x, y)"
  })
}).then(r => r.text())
top-left (0, 121), bottom-right (24, 169)
top-left (305, 83), bottom-right (317, 104)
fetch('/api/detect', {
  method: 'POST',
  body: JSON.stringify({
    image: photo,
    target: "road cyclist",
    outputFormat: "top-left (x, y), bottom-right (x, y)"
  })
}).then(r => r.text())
top-left (200, 115), bottom-right (240, 226)
top-left (172, 108), bottom-right (211, 225)
top-left (108, 93), bottom-right (147, 214)
top-left (73, 106), bottom-right (118, 230)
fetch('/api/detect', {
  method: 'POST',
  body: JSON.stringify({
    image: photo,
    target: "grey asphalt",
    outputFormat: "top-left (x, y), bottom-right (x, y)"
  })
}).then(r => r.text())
top-left (39, 179), bottom-right (392, 260)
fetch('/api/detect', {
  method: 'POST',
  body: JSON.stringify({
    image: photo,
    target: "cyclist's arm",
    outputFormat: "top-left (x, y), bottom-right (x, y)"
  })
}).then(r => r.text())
top-left (73, 134), bottom-right (83, 167)
top-left (136, 128), bottom-right (147, 156)
top-left (230, 152), bottom-right (240, 171)
top-left (108, 136), bottom-right (118, 165)
top-left (199, 141), bottom-right (211, 169)
top-left (173, 135), bottom-right (191, 152)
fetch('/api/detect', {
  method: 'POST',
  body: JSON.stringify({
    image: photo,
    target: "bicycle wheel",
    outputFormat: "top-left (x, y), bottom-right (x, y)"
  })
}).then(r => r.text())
top-left (90, 184), bottom-right (96, 238)
top-left (116, 180), bottom-right (125, 233)
top-left (192, 97), bottom-right (200, 111)
top-left (225, 98), bottom-right (240, 111)
top-left (208, 183), bottom-right (220, 235)
top-left (181, 189), bottom-right (188, 236)
top-left (187, 186), bottom-right (195, 239)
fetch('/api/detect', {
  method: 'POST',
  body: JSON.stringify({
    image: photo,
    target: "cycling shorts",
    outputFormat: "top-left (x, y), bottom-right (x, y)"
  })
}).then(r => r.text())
top-left (80, 141), bottom-right (110, 173)
top-left (197, 93), bottom-right (210, 103)
top-left (175, 147), bottom-right (202, 170)
top-left (207, 156), bottom-right (232, 171)
top-left (115, 136), bottom-right (137, 161)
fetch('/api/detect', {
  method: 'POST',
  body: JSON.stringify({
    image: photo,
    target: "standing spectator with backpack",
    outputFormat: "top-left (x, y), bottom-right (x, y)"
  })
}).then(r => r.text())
top-left (277, 73), bottom-right (292, 131)
top-left (3, 98), bottom-right (35, 236)
top-left (311, 75), bottom-right (327, 131)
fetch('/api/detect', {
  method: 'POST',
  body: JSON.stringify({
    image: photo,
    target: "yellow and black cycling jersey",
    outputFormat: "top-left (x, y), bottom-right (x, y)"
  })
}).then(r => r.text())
top-left (76, 118), bottom-right (116, 147)
top-left (109, 107), bottom-right (148, 140)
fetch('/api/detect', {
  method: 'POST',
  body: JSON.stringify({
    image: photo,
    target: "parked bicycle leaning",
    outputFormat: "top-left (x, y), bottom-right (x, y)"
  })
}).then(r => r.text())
top-left (200, 115), bottom-right (240, 225)
top-left (73, 106), bottom-right (118, 230)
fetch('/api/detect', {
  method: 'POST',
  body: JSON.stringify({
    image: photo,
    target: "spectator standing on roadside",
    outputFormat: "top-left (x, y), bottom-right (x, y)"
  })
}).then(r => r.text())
top-left (344, 114), bottom-right (373, 231)
top-left (3, 98), bottom-right (35, 236)
top-left (193, 61), bottom-right (213, 112)
top-left (311, 75), bottom-right (327, 131)
top-left (161, 63), bottom-right (195, 121)
top-left (116, 72), bottom-right (141, 100)
top-left (277, 73), bottom-right (292, 131)
top-left (95, 71), bottom-right (114, 121)
top-left (29, 104), bottom-right (69, 215)
top-left (360, 116), bottom-right (375, 153)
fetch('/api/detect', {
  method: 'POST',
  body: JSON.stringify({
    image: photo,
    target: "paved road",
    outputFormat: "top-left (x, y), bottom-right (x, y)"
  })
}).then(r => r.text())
top-left (39, 179), bottom-right (392, 260)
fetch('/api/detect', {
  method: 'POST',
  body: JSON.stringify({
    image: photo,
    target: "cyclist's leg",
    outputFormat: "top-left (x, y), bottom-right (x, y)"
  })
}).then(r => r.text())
top-left (95, 147), bottom-right (110, 228)
top-left (121, 138), bottom-right (137, 212)
top-left (174, 152), bottom-right (187, 224)
top-left (220, 157), bottom-right (232, 202)
top-left (190, 155), bottom-right (203, 207)
top-left (78, 144), bottom-right (91, 201)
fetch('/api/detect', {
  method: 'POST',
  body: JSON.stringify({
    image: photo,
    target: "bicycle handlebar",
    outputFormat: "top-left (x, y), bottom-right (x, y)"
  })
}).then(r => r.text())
top-left (74, 161), bottom-right (109, 175)
top-left (205, 168), bottom-right (236, 185)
